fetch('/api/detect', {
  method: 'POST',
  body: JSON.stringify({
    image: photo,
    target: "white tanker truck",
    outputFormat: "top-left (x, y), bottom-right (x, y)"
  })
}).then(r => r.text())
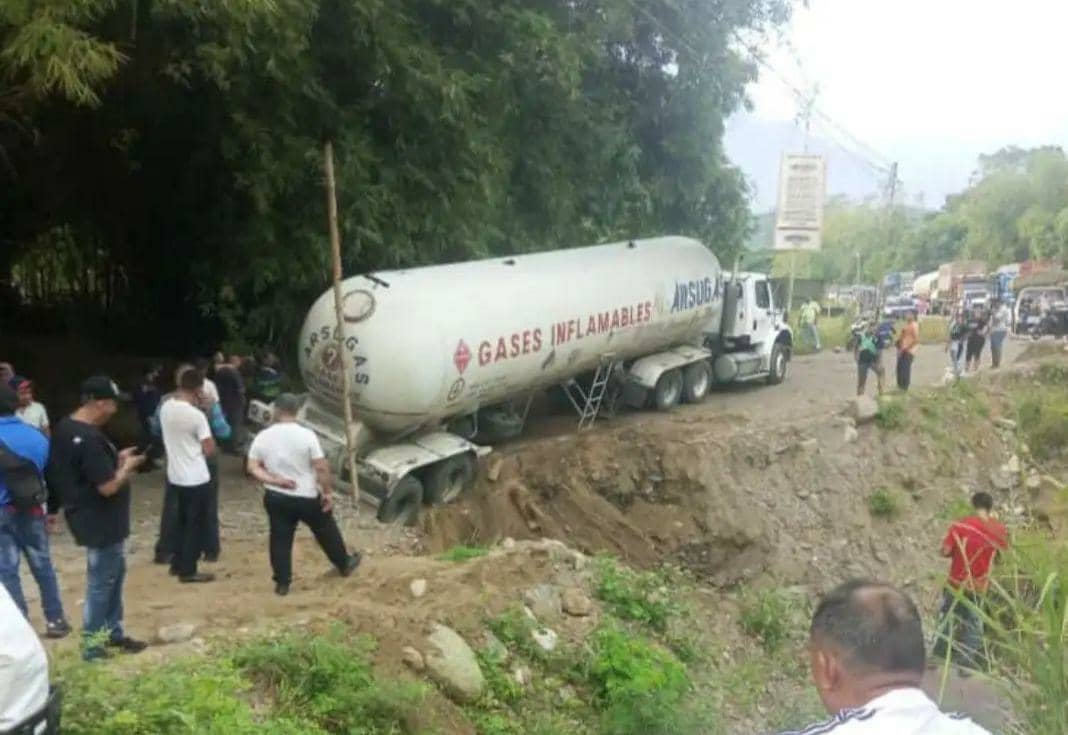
top-left (249, 236), bottom-right (792, 524)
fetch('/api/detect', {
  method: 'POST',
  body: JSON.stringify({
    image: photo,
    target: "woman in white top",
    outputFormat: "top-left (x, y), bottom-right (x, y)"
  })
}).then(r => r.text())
top-left (10, 377), bottom-right (48, 436)
top-left (988, 300), bottom-right (1011, 369)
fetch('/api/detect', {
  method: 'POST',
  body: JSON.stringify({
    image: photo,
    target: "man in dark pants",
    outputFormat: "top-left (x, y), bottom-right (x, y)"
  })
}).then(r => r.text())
top-left (159, 369), bottom-right (216, 584)
top-left (895, 311), bottom-right (920, 391)
top-left (246, 393), bottom-right (360, 596)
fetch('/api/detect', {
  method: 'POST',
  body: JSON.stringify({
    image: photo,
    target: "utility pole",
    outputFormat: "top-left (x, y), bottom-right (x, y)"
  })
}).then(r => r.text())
top-left (323, 141), bottom-right (361, 509)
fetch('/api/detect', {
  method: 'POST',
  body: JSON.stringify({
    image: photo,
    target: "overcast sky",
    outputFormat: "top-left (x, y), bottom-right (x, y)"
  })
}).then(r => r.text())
top-left (729, 0), bottom-right (1068, 209)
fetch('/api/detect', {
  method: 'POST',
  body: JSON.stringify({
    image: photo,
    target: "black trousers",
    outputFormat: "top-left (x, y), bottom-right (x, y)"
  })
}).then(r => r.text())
top-left (896, 351), bottom-right (914, 391)
top-left (156, 457), bottom-right (219, 559)
top-left (171, 482), bottom-right (211, 577)
top-left (263, 491), bottom-right (349, 585)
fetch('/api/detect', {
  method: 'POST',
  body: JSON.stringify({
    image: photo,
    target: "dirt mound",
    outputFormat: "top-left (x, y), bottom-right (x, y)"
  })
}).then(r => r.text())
top-left (424, 364), bottom-right (1058, 591)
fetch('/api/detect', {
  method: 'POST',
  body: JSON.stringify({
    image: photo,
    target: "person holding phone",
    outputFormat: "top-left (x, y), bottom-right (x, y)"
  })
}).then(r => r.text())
top-left (46, 376), bottom-right (147, 661)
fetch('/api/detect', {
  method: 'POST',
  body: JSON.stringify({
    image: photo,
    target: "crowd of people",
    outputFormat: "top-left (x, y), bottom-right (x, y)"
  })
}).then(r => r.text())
top-left (0, 341), bottom-right (1014, 732)
top-left (850, 299), bottom-right (1014, 399)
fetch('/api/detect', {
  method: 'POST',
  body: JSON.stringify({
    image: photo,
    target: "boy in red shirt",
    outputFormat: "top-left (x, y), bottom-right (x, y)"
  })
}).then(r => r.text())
top-left (932, 492), bottom-right (1008, 671)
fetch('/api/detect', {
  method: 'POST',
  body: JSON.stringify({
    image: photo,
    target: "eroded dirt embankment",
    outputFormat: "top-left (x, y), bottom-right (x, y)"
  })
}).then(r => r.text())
top-left (424, 349), bottom-right (1068, 596)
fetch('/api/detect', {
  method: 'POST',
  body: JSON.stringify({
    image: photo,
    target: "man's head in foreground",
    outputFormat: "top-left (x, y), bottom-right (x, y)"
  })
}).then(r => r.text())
top-left (809, 579), bottom-right (926, 714)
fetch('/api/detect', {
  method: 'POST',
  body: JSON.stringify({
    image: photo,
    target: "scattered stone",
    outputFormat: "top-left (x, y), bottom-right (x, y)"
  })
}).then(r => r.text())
top-left (796, 488), bottom-right (810, 500)
top-left (994, 417), bottom-right (1017, 432)
top-left (522, 606), bottom-right (537, 622)
top-left (850, 396), bottom-right (879, 425)
top-left (1026, 473), bottom-right (1042, 491)
top-left (401, 646), bottom-right (425, 672)
top-left (486, 458), bottom-right (504, 482)
top-left (481, 631), bottom-right (509, 663)
top-left (156, 622), bottom-right (197, 645)
top-left (501, 537), bottom-right (516, 551)
top-left (799, 438), bottom-right (819, 453)
top-left (556, 685), bottom-right (578, 705)
top-left (410, 579), bottom-right (427, 598)
top-left (512, 666), bottom-right (531, 687)
top-left (524, 584), bottom-right (563, 622)
top-left (843, 425), bottom-right (859, 443)
top-left (895, 445), bottom-right (909, 458)
top-left (424, 624), bottom-right (485, 704)
top-left (561, 587), bottom-right (594, 617)
top-left (1007, 454), bottom-right (1021, 474)
top-left (531, 627), bottom-right (558, 653)
top-left (991, 466), bottom-right (1015, 492)
top-left (869, 539), bottom-right (889, 564)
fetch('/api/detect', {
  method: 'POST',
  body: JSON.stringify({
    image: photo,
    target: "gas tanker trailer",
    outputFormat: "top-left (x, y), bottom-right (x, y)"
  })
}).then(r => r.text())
top-left (248, 236), bottom-right (793, 524)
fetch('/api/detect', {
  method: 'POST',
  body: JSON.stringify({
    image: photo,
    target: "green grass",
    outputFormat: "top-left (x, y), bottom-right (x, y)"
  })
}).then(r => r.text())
top-left (438, 545), bottom-right (490, 562)
top-left (938, 496), bottom-right (974, 521)
top-left (875, 396), bottom-right (906, 429)
top-left (593, 557), bottom-right (684, 633)
top-left (867, 487), bottom-right (902, 518)
top-left (738, 588), bottom-right (809, 654)
top-left (55, 626), bottom-right (423, 735)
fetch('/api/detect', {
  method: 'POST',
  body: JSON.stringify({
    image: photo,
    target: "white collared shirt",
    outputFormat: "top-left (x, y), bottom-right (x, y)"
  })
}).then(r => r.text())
top-left (775, 688), bottom-right (991, 735)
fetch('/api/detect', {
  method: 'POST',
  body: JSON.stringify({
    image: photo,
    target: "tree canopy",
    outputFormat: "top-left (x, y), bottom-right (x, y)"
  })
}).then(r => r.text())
top-left (1, 0), bottom-right (791, 354)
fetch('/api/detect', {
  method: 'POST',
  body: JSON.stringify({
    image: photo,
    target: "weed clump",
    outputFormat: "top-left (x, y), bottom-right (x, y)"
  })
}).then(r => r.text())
top-left (739, 588), bottom-right (805, 653)
top-left (875, 397), bottom-right (906, 429)
top-left (867, 487), bottom-right (901, 518)
top-left (1016, 391), bottom-right (1068, 460)
top-left (594, 557), bottom-right (682, 632)
top-left (438, 544), bottom-right (490, 562)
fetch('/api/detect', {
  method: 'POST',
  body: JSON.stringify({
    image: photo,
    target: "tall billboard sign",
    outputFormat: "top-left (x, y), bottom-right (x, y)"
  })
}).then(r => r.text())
top-left (774, 153), bottom-right (826, 251)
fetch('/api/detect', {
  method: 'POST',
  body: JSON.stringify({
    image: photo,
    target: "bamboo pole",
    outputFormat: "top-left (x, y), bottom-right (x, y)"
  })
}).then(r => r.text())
top-left (323, 140), bottom-right (361, 509)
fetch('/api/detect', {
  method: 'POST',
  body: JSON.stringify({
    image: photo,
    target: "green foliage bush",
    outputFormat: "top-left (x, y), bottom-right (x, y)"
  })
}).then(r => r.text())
top-left (867, 487), bottom-right (901, 519)
top-left (738, 588), bottom-right (804, 653)
top-left (438, 545), bottom-right (490, 562)
top-left (56, 627), bottom-right (422, 735)
top-left (594, 558), bottom-right (682, 633)
top-left (1016, 390), bottom-right (1068, 460)
top-left (875, 397), bottom-right (906, 429)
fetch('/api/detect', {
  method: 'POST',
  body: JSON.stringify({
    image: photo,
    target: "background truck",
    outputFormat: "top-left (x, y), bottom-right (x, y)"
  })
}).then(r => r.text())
top-left (933, 260), bottom-right (986, 314)
top-left (251, 236), bottom-right (793, 524)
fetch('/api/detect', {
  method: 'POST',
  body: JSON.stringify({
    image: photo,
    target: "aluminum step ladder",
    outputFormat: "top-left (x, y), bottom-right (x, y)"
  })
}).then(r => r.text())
top-left (563, 354), bottom-right (616, 431)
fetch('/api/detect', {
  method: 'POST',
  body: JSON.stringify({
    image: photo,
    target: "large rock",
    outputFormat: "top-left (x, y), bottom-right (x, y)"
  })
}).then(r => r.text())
top-left (423, 625), bottom-right (484, 704)
top-left (523, 584), bottom-right (562, 622)
top-left (156, 622), bottom-right (197, 645)
top-left (561, 587), bottom-right (594, 617)
top-left (849, 396), bottom-right (879, 425)
top-left (991, 466), bottom-right (1015, 492)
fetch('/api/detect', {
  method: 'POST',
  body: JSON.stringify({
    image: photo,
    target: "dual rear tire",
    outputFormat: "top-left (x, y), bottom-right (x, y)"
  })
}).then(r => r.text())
top-left (375, 453), bottom-right (476, 526)
top-left (653, 361), bottom-right (711, 411)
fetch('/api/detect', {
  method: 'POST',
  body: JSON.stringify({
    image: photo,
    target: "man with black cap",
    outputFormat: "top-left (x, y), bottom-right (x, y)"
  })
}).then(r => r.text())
top-left (47, 376), bottom-right (147, 660)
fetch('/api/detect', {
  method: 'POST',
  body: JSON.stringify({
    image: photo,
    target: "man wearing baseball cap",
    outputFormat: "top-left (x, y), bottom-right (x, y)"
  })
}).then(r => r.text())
top-left (47, 375), bottom-right (147, 660)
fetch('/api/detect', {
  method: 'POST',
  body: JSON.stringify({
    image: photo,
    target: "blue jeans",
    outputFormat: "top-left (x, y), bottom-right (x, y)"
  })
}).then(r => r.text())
top-left (83, 541), bottom-right (126, 655)
top-left (933, 588), bottom-right (985, 670)
top-left (949, 339), bottom-right (965, 376)
top-left (0, 509), bottom-right (66, 622)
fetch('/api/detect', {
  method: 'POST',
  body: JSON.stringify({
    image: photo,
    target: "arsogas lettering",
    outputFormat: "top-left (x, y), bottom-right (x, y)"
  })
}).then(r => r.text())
top-left (670, 277), bottom-right (716, 313)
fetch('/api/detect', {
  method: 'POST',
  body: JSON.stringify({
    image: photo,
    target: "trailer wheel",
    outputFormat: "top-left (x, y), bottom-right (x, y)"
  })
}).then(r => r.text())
top-left (767, 343), bottom-right (788, 385)
top-left (653, 369), bottom-right (683, 411)
top-left (377, 475), bottom-right (424, 526)
top-left (424, 453), bottom-right (475, 506)
top-left (683, 362), bottom-right (711, 403)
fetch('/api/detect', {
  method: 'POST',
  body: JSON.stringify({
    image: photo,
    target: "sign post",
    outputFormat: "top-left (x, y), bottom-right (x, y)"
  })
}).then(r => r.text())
top-left (774, 153), bottom-right (827, 313)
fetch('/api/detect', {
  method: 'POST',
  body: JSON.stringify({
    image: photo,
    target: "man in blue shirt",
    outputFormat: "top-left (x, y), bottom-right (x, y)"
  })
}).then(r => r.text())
top-left (0, 384), bottom-right (70, 638)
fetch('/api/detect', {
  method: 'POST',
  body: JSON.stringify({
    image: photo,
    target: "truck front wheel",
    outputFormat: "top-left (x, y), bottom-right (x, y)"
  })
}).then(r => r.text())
top-left (424, 453), bottom-right (476, 506)
top-left (683, 362), bottom-right (711, 403)
top-left (377, 476), bottom-right (424, 526)
top-left (767, 343), bottom-right (788, 385)
top-left (653, 369), bottom-right (683, 411)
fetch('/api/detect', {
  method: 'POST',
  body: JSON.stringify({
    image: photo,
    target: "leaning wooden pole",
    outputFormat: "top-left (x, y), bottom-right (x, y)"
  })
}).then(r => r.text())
top-left (323, 140), bottom-right (361, 507)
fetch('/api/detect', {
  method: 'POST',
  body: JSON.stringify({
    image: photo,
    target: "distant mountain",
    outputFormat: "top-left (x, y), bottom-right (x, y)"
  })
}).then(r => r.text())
top-left (724, 112), bottom-right (890, 211)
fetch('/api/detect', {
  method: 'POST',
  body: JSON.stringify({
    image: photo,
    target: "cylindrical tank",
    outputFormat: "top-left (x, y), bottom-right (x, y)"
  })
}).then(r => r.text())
top-left (299, 236), bottom-right (723, 434)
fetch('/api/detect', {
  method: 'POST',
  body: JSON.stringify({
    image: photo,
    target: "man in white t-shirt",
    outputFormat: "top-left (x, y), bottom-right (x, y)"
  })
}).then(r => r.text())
top-left (246, 393), bottom-right (360, 596)
top-left (774, 579), bottom-right (990, 735)
top-left (159, 367), bottom-right (216, 584)
top-left (10, 377), bottom-right (49, 436)
top-left (0, 584), bottom-right (50, 730)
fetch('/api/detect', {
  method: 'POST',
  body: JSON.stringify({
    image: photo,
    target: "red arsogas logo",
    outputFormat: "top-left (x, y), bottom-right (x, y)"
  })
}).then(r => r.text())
top-left (453, 340), bottom-right (471, 374)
